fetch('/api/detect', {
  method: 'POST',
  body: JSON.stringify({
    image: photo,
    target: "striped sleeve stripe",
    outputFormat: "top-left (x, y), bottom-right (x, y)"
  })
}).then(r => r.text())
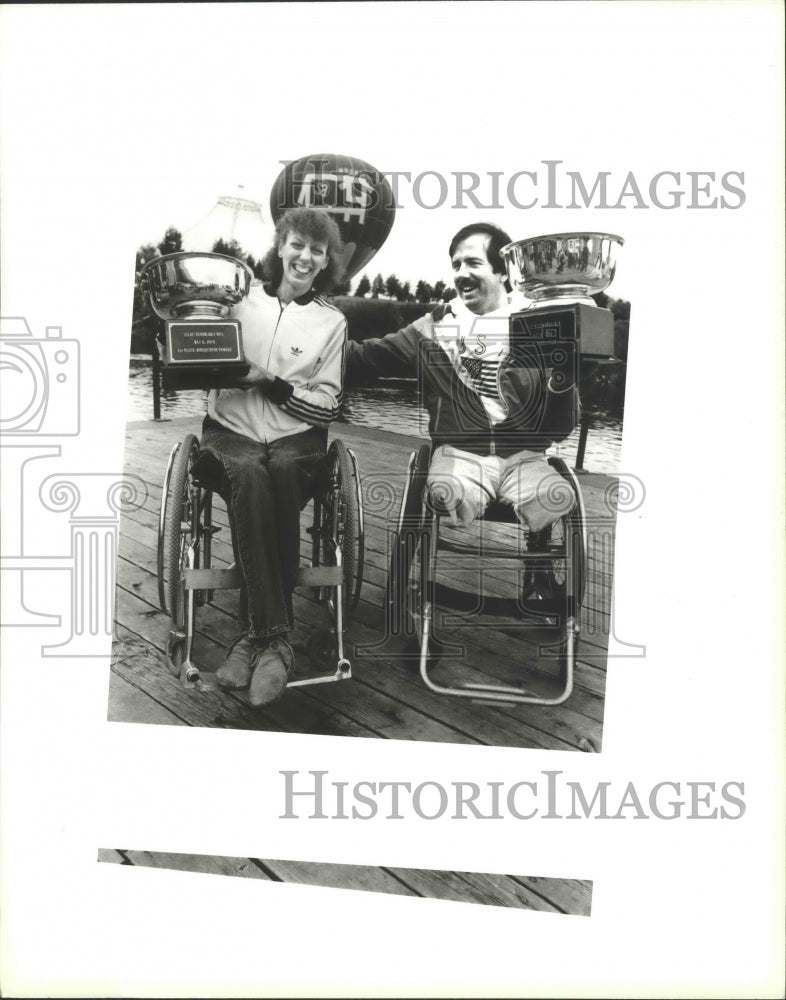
top-left (283, 389), bottom-right (344, 415)
top-left (281, 404), bottom-right (341, 426)
top-left (314, 295), bottom-right (344, 315)
top-left (282, 401), bottom-right (342, 422)
top-left (282, 394), bottom-right (343, 422)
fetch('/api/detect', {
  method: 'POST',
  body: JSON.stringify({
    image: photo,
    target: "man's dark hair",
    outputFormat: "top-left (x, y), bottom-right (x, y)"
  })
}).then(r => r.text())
top-left (448, 222), bottom-right (513, 281)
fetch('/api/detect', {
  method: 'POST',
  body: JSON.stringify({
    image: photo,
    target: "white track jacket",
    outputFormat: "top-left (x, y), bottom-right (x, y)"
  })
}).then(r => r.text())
top-left (207, 284), bottom-right (347, 444)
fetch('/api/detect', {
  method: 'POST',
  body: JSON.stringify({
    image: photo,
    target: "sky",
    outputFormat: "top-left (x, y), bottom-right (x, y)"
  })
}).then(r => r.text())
top-left (52, 0), bottom-right (752, 303)
top-left (4, 2), bottom-right (764, 305)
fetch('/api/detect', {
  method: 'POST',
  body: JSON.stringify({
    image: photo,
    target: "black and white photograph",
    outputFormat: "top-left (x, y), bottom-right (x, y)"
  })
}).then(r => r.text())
top-left (1, 2), bottom-right (783, 996)
top-left (112, 159), bottom-right (629, 754)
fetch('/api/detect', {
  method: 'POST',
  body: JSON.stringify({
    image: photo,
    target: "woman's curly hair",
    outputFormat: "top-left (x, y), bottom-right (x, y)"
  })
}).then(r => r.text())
top-left (261, 207), bottom-right (345, 295)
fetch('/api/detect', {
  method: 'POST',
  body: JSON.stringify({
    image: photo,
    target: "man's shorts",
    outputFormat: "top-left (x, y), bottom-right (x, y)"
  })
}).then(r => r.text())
top-left (426, 444), bottom-right (574, 532)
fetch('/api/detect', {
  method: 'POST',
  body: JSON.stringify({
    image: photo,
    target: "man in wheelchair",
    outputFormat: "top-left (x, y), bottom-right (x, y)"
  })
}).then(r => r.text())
top-left (346, 222), bottom-right (580, 545)
top-left (189, 208), bottom-right (347, 706)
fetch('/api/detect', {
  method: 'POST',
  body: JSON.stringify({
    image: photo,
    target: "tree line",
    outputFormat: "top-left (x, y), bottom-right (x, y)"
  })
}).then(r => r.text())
top-left (353, 273), bottom-right (457, 304)
top-left (134, 227), bottom-right (456, 305)
top-left (135, 227), bottom-right (267, 282)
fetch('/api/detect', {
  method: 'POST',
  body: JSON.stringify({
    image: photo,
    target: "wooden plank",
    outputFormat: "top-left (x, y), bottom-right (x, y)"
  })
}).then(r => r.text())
top-left (384, 867), bottom-right (563, 912)
top-left (107, 668), bottom-right (187, 728)
top-left (254, 859), bottom-right (417, 897)
top-left (112, 621), bottom-right (381, 740)
top-left (121, 850), bottom-right (273, 881)
top-left (105, 847), bottom-right (591, 914)
top-left (97, 849), bottom-right (126, 865)
top-left (510, 876), bottom-right (593, 917)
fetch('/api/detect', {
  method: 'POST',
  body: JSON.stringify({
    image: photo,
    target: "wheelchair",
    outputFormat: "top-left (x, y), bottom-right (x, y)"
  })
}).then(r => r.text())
top-left (156, 432), bottom-right (364, 690)
top-left (386, 444), bottom-right (587, 707)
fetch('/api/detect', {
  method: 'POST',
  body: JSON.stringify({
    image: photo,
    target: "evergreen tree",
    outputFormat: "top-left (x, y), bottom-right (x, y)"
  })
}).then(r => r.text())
top-left (385, 274), bottom-right (402, 299)
top-left (157, 226), bottom-right (182, 255)
top-left (371, 273), bottom-right (385, 298)
top-left (135, 243), bottom-right (159, 279)
top-left (355, 274), bottom-right (371, 297)
top-left (212, 237), bottom-right (246, 260)
top-left (415, 279), bottom-right (434, 304)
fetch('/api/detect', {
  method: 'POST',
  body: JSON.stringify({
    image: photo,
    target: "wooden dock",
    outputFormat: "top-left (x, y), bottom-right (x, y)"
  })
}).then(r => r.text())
top-left (112, 417), bottom-right (613, 752)
top-left (108, 416), bottom-right (614, 914)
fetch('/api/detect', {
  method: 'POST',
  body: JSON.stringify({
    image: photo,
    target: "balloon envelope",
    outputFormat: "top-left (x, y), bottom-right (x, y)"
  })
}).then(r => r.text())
top-left (270, 153), bottom-right (396, 280)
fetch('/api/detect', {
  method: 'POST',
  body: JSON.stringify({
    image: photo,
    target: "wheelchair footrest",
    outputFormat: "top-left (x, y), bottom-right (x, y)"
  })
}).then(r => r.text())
top-left (184, 567), bottom-right (242, 590)
top-left (437, 536), bottom-right (522, 560)
top-left (437, 535), bottom-right (562, 560)
top-left (297, 565), bottom-right (344, 588)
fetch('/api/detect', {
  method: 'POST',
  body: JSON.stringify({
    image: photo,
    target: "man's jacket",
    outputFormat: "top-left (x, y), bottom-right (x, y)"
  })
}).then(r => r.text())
top-left (345, 304), bottom-right (580, 458)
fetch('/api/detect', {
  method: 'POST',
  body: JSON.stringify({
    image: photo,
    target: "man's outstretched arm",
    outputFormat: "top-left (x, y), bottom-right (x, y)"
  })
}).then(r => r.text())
top-left (344, 319), bottom-right (424, 386)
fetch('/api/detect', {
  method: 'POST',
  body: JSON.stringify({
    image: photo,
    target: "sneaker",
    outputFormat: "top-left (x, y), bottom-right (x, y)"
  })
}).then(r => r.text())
top-left (215, 633), bottom-right (256, 690)
top-left (520, 574), bottom-right (562, 619)
top-left (248, 637), bottom-right (295, 707)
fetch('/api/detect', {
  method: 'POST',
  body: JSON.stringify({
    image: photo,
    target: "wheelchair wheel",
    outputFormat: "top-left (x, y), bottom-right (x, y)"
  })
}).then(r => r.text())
top-left (161, 434), bottom-right (201, 629)
top-left (317, 439), bottom-right (364, 614)
top-left (386, 443), bottom-right (431, 636)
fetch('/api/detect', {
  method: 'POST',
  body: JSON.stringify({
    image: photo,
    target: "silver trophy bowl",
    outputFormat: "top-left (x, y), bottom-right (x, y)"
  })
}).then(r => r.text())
top-left (500, 233), bottom-right (624, 305)
top-left (140, 252), bottom-right (253, 320)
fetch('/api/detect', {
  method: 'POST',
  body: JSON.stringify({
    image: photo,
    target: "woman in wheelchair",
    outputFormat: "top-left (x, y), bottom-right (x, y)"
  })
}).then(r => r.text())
top-left (190, 207), bottom-right (347, 706)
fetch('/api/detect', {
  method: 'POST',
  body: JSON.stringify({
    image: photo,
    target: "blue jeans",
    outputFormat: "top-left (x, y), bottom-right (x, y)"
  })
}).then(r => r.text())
top-left (193, 417), bottom-right (327, 641)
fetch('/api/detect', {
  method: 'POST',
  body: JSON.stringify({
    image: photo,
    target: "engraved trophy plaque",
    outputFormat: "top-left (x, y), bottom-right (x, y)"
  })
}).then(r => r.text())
top-left (140, 251), bottom-right (253, 390)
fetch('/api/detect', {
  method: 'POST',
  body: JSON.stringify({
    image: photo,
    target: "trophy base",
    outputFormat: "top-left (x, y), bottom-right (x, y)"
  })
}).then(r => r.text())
top-left (511, 302), bottom-right (617, 360)
top-left (160, 362), bottom-right (251, 391)
top-left (158, 319), bottom-right (250, 390)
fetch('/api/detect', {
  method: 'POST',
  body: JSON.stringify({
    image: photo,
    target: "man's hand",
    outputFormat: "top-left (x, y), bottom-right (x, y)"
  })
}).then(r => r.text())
top-left (234, 361), bottom-right (274, 388)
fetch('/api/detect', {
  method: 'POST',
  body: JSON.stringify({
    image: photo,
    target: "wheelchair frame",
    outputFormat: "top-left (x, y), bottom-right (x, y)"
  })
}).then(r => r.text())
top-left (387, 444), bottom-right (587, 707)
top-left (156, 433), bottom-right (364, 689)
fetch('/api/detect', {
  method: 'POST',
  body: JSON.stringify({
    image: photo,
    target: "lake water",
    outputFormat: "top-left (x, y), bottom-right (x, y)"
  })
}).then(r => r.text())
top-left (126, 356), bottom-right (622, 475)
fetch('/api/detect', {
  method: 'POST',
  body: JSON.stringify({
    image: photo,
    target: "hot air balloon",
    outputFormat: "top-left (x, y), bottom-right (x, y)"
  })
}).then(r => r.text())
top-left (270, 153), bottom-right (396, 281)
